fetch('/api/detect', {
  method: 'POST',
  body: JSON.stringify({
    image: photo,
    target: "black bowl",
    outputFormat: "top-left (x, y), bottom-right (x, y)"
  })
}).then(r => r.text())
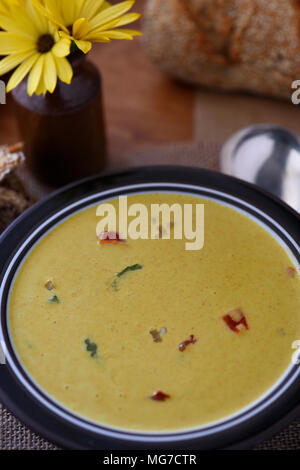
top-left (0, 166), bottom-right (299, 450)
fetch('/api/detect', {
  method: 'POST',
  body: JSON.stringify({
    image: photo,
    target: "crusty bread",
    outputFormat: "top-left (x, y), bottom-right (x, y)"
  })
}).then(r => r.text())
top-left (0, 144), bottom-right (30, 234)
top-left (0, 186), bottom-right (28, 234)
top-left (143, 0), bottom-right (300, 100)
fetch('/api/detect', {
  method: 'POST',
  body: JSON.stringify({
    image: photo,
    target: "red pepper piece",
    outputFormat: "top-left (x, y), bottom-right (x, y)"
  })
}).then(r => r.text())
top-left (151, 391), bottom-right (170, 401)
top-left (98, 231), bottom-right (126, 245)
top-left (223, 308), bottom-right (249, 334)
top-left (179, 334), bottom-right (197, 352)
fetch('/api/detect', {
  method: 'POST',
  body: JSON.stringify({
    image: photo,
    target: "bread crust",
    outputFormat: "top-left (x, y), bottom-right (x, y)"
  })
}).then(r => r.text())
top-left (143, 0), bottom-right (300, 99)
top-left (0, 186), bottom-right (28, 234)
top-left (0, 144), bottom-right (29, 233)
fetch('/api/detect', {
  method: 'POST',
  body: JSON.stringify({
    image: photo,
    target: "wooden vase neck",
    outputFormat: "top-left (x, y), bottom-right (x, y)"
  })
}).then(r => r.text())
top-left (12, 53), bottom-right (101, 116)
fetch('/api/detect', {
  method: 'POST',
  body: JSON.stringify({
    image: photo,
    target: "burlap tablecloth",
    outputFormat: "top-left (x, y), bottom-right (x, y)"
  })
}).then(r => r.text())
top-left (1, 142), bottom-right (299, 449)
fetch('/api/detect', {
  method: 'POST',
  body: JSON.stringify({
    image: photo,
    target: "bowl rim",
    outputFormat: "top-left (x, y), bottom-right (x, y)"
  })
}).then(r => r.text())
top-left (0, 165), bottom-right (299, 449)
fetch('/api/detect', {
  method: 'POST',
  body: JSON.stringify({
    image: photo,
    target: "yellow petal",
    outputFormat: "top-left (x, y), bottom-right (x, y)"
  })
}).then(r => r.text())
top-left (73, 0), bottom-right (86, 18)
top-left (112, 28), bottom-right (142, 36)
top-left (59, 31), bottom-right (73, 40)
top-left (25, 0), bottom-right (48, 35)
top-left (60, 0), bottom-right (77, 26)
top-left (72, 18), bottom-right (91, 39)
top-left (82, 33), bottom-right (110, 43)
top-left (27, 54), bottom-right (44, 96)
top-left (7, 52), bottom-right (39, 92)
top-left (102, 1), bottom-right (111, 11)
top-left (35, 74), bottom-right (47, 96)
top-left (97, 30), bottom-right (133, 40)
top-left (44, 0), bottom-right (64, 23)
top-left (31, 0), bottom-right (68, 33)
top-left (115, 12), bottom-right (140, 27)
top-left (0, 50), bottom-right (33, 76)
top-left (53, 55), bottom-right (73, 84)
top-left (89, 0), bottom-right (135, 30)
top-left (81, 0), bottom-right (105, 20)
top-left (85, 18), bottom-right (120, 37)
top-left (52, 38), bottom-right (71, 57)
top-left (0, 32), bottom-right (34, 54)
top-left (0, 13), bottom-right (37, 40)
top-left (44, 51), bottom-right (57, 93)
top-left (74, 39), bottom-right (92, 54)
top-left (86, 15), bottom-right (141, 38)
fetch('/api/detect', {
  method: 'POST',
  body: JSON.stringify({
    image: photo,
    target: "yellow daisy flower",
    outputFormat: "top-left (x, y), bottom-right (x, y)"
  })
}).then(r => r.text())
top-left (31, 0), bottom-right (142, 54)
top-left (0, 0), bottom-right (72, 96)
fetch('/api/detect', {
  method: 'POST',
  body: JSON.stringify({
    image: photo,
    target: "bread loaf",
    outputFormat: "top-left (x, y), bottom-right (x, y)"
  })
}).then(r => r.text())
top-left (143, 0), bottom-right (300, 100)
top-left (0, 144), bottom-right (30, 233)
top-left (0, 186), bottom-right (28, 233)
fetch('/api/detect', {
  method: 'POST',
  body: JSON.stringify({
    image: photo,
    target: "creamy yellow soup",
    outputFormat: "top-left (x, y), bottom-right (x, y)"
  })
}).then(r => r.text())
top-left (9, 193), bottom-right (300, 432)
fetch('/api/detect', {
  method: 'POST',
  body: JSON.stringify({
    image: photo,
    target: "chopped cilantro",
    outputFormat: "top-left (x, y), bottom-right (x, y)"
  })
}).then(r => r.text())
top-left (116, 264), bottom-right (143, 278)
top-left (112, 264), bottom-right (143, 291)
top-left (47, 295), bottom-right (60, 304)
top-left (85, 338), bottom-right (98, 358)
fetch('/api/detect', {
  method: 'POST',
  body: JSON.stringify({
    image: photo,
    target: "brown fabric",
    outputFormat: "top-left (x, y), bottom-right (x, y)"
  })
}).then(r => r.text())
top-left (0, 142), bottom-right (299, 450)
top-left (0, 404), bottom-right (59, 450)
top-left (255, 420), bottom-right (300, 450)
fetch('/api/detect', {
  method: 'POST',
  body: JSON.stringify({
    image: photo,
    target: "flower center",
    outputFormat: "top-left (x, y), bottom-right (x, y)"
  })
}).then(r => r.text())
top-left (37, 34), bottom-right (55, 53)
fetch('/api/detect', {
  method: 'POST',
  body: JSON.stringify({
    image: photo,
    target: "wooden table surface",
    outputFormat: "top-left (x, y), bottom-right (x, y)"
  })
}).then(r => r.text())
top-left (0, 0), bottom-right (300, 194)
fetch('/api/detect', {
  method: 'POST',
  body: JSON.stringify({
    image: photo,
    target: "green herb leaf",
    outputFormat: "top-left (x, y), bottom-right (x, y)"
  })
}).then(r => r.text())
top-left (112, 264), bottom-right (143, 290)
top-left (47, 295), bottom-right (60, 304)
top-left (84, 338), bottom-right (98, 358)
top-left (117, 264), bottom-right (143, 278)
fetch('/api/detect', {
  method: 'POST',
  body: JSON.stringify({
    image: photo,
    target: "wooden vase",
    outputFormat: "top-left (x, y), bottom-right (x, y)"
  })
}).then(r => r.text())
top-left (12, 53), bottom-right (107, 187)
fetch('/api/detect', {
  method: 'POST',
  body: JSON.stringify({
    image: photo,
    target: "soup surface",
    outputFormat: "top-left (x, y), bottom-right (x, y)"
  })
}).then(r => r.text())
top-left (9, 193), bottom-right (300, 431)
